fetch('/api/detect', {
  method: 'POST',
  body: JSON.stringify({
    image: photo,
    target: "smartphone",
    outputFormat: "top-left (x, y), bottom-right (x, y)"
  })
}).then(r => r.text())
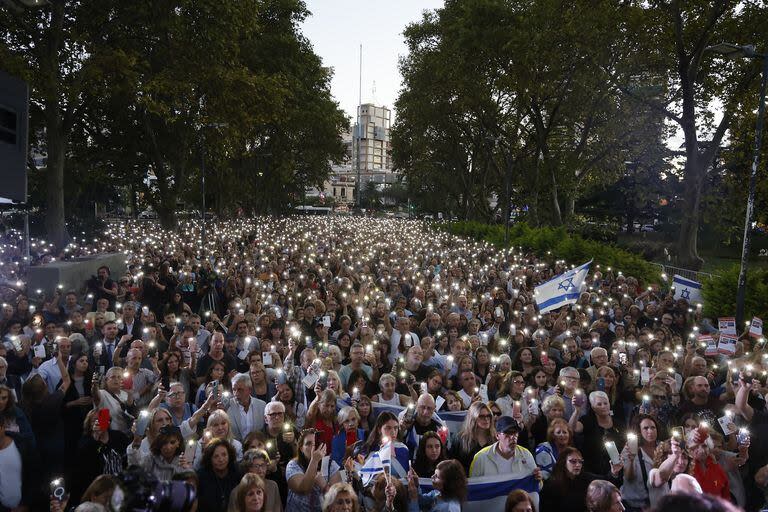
top-left (405, 405), bottom-right (417, 423)
top-left (210, 380), bottom-right (220, 400)
top-left (50, 478), bottom-right (66, 501)
top-left (597, 377), bottom-right (606, 392)
top-left (318, 373), bottom-right (328, 391)
top-left (573, 391), bottom-right (585, 408)
top-left (732, 370), bottom-right (742, 386)
top-left (98, 409), bottom-right (111, 431)
top-left (541, 352), bottom-right (550, 365)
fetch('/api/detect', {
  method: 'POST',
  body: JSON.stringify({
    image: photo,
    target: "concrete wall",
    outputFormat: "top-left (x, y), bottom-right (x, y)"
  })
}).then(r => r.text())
top-left (27, 253), bottom-right (129, 295)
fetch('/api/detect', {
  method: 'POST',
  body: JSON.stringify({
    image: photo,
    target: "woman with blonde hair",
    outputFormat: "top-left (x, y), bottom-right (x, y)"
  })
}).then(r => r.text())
top-left (192, 409), bottom-right (243, 468)
top-left (449, 401), bottom-right (496, 472)
top-left (322, 482), bottom-right (360, 512)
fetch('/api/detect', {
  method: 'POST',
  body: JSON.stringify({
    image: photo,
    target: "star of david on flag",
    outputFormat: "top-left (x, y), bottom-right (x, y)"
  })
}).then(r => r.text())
top-left (534, 260), bottom-right (592, 313)
top-left (672, 274), bottom-right (702, 305)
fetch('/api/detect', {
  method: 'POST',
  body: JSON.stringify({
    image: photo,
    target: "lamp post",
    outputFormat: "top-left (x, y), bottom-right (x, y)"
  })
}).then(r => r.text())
top-left (706, 43), bottom-right (767, 326)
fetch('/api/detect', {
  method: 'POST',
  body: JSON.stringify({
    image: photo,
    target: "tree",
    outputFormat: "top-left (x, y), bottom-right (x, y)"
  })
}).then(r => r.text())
top-left (393, 0), bottom-right (663, 226)
top-left (1, 0), bottom-right (113, 246)
top-left (608, 1), bottom-right (768, 268)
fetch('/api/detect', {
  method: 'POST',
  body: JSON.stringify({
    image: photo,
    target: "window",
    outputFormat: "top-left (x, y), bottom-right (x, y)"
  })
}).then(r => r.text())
top-left (0, 106), bottom-right (17, 145)
top-left (341, 188), bottom-right (346, 197)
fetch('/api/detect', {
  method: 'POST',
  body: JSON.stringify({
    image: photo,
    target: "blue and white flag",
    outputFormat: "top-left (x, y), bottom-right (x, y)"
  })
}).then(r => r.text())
top-left (672, 274), bottom-right (703, 305)
top-left (534, 260), bottom-right (592, 313)
top-left (417, 474), bottom-right (540, 512)
top-left (359, 441), bottom-right (410, 486)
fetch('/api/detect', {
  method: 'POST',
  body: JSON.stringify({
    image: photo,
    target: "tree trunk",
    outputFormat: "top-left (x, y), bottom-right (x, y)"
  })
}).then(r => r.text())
top-left (42, 0), bottom-right (69, 249)
top-left (550, 165), bottom-right (562, 225)
top-left (676, 158), bottom-right (706, 270)
top-left (44, 118), bottom-right (69, 248)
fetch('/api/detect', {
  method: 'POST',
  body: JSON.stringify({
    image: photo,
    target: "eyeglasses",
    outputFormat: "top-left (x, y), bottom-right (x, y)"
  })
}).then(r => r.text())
top-left (492, 410), bottom-right (502, 416)
top-left (512, 380), bottom-right (525, 385)
top-left (266, 412), bottom-right (284, 417)
top-left (478, 414), bottom-right (493, 420)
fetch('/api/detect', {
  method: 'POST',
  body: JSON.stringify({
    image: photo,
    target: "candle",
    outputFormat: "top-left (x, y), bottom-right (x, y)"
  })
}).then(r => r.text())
top-left (627, 433), bottom-right (638, 455)
top-left (184, 439), bottom-right (196, 461)
top-left (605, 441), bottom-right (621, 465)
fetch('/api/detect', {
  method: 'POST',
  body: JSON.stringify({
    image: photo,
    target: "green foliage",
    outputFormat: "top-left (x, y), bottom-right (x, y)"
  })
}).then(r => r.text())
top-left (393, 0), bottom-right (668, 226)
top-left (441, 221), bottom-right (659, 283)
top-left (701, 265), bottom-right (768, 321)
top-left (1, 0), bottom-right (346, 233)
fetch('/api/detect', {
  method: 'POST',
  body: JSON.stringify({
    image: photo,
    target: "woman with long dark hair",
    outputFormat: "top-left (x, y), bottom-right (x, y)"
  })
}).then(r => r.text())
top-left (406, 459), bottom-right (467, 512)
top-left (63, 352), bottom-right (93, 459)
top-left (412, 431), bottom-right (447, 478)
top-left (196, 437), bottom-right (243, 512)
top-left (539, 447), bottom-right (622, 512)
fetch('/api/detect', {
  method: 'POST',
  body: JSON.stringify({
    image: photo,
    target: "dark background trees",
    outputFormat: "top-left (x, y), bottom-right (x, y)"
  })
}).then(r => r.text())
top-left (392, 0), bottom-right (768, 269)
top-left (1, 0), bottom-right (346, 234)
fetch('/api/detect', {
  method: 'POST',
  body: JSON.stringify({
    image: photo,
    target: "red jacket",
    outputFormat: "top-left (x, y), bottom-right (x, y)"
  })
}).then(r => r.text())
top-left (693, 456), bottom-right (730, 500)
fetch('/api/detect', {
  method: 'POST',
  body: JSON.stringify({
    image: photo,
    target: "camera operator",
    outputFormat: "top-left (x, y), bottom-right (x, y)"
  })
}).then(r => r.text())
top-left (86, 266), bottom-right (118, 312)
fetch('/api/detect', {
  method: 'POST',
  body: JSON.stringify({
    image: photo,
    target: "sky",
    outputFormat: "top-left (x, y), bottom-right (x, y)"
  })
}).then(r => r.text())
top-left (301, 0), bottom-right (445, 124)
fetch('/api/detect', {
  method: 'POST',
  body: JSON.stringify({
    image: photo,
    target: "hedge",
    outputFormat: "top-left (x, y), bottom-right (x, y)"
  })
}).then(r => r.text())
top-left (439, 221), bottom-right (660, 284)
top-left (701, 265), bottom-right (768, 321)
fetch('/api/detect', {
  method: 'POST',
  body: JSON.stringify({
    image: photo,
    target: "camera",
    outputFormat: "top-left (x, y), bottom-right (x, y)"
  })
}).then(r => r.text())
top-left (110, 466), bottom-right (195, 512)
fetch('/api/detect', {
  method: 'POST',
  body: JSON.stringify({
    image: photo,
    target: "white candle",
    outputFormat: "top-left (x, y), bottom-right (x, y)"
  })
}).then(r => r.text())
top-left (184, 439), bottom-right (196, 462)
top-left (627, 433), bottom-right (638, 455)
top-left (605, 441), bottom-right (621, 465)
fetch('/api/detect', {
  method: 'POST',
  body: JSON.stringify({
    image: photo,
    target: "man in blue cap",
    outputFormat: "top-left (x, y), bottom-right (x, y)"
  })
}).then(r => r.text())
top-left (469, 415), bottom-right (541, 481)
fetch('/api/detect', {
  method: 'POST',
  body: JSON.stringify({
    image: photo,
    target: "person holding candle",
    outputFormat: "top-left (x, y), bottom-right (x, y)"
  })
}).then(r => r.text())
top-left (687, 425), bottom-right (730, 500)
top-left (406, 459), bottom-right (467, 512)
top-left (647, 436), bottom-right (693, 506)
top-left (539, 447), bottom-right (622, 512)
top-left (569, 390), bottom-right (624, 475)
top-left (620, 415), bottom-right (662, 511)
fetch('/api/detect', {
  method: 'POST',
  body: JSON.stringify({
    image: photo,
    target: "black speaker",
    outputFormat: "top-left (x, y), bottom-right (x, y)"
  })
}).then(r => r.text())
top-left (0, 70), bottom-right (29, 203)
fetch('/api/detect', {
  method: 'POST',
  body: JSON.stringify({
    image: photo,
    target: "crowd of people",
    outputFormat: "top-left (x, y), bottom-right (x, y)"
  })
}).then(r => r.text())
top-left (0, 216), bottom-right (763, 512)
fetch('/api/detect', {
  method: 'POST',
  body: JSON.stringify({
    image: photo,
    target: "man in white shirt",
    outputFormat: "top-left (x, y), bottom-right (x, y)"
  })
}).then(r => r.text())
top-left (34, 337), bottom-right (72, 393)
top-left (457, 369), bottom-right (479, 408)
top-left (227, 372), bottom-right (266, 441)
top-left (389, 316), bottom-right (420, 364)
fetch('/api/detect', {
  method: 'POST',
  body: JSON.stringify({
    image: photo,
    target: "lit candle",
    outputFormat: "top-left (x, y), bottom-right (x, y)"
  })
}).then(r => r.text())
top-left (605, 441), bottom-right (621, 465)
top-left (627, 433), bottom-right (638, 455)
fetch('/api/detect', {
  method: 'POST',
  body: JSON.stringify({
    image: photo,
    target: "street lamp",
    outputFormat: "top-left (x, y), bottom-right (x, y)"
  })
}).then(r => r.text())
top-left (706, 42), bottom-right (768, 326)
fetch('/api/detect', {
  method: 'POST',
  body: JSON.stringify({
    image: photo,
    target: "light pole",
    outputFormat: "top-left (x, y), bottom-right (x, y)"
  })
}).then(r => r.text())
top-left (706, 43), bottom-right (767, 326)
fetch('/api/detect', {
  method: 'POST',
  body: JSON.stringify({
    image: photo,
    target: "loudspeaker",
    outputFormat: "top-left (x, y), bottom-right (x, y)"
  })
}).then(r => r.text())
top-left (0, 70), bottom-right (29, 203)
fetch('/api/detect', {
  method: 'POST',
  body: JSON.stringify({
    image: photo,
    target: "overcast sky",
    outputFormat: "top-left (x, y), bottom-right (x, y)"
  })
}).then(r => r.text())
top-left (301, 0), bottom-right (444, 124)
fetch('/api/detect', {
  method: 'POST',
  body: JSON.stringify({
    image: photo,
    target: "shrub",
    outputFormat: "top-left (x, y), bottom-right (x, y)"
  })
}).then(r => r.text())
top-left (440, 221), bottom-right (660, 284)
top-left (701, 265), bottom-right (768, 321)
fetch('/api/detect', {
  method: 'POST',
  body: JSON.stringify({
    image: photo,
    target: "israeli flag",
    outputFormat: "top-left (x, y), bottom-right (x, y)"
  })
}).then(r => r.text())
top-left (417, 474), bottom-right (540, 512)
top-left (672, 274), bottom-right (703, 305)
top-left (359, 441), bottom-right (410, 486)
top-left (534, 260), bottom-right (592, 313)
